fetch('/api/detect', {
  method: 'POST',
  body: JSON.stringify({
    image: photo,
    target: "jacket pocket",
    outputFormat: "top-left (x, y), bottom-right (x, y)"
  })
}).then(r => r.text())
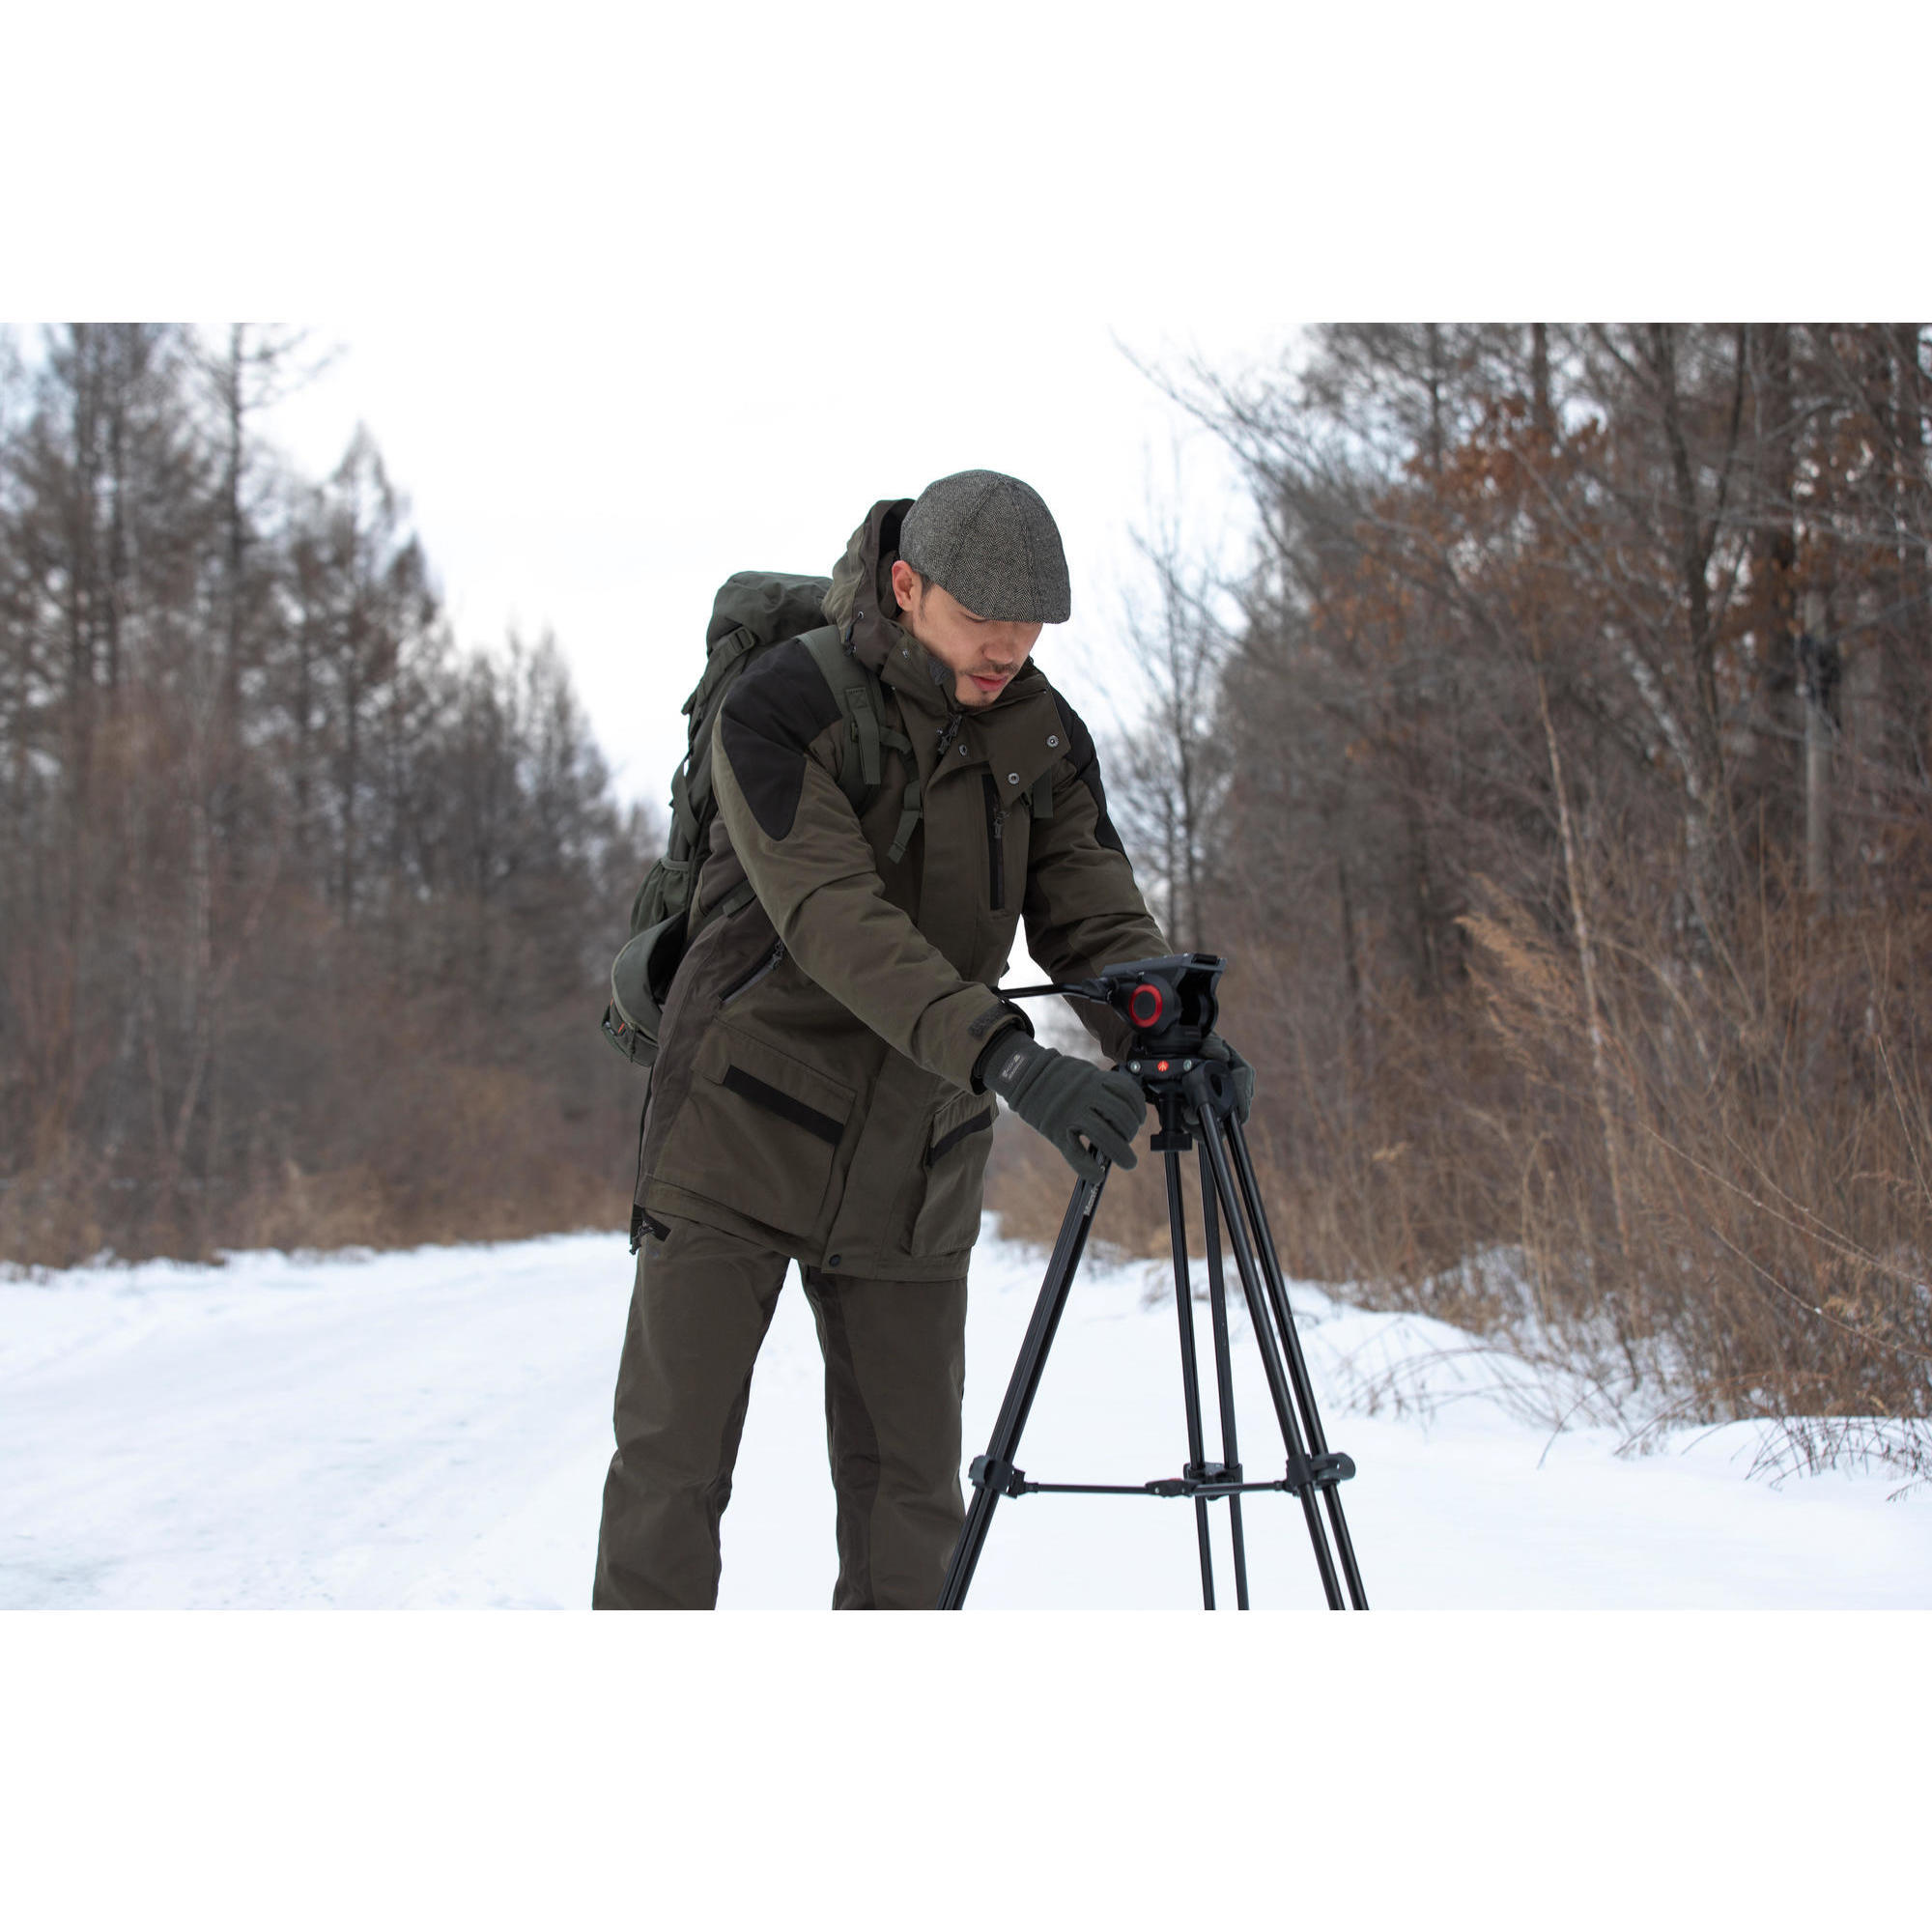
top-left (719, 938), bottom-right (784, 1007)
top-left (909, 1092), bottom-right (997, 1256)
top-left (655, 1023), bottom-right (855, 1238)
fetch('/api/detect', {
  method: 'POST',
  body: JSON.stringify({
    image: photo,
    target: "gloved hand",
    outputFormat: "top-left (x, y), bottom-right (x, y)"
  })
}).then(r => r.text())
top-left (977, 1031), bottom-right (1147, 1184)
top-left (1199, 1034), bottom-right (1255, 1124)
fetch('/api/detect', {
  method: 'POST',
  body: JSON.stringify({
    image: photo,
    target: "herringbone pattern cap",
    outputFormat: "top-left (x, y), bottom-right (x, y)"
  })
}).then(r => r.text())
top-left (898, 469), bottom-right (1071, 624)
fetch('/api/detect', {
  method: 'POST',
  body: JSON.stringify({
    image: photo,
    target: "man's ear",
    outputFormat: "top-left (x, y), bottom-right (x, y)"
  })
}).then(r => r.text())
top-left (889, 557), bottom-right (918, 612)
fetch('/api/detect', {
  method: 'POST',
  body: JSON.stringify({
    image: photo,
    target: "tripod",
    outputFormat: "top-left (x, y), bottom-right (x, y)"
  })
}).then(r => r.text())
top-left (938, 957), bottom-right (1369, 1610)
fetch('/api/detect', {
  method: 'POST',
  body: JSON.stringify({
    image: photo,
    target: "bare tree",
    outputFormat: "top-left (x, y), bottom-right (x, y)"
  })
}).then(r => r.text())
top-left (1021, 322), bottom-right (1932, 1467)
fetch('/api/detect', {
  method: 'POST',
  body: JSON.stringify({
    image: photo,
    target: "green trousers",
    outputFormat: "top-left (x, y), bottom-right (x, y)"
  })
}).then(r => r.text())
top-left (592, 1215), bottom-right (968, 1610)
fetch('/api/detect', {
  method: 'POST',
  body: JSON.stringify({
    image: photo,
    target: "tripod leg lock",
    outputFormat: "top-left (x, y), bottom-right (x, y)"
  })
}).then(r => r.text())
top-left (1285, 1449), bottom-right (1356, 1494)
top-left (969, 1454), bottom-right (1031, 1498)
top-left (1184, 1460), bottom-right (1242, 1487)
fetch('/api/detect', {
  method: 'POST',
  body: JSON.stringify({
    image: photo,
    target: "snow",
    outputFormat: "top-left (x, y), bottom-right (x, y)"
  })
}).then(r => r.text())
top-left (2, 1221), bottom-right (1925, 1609)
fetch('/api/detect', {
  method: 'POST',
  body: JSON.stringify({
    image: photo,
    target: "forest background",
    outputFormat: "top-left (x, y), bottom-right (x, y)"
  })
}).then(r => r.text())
top-left (5, 320), bottom-right (1931, 1476)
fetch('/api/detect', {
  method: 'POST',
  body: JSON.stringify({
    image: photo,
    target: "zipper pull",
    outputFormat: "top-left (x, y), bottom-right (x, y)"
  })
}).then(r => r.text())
top-left (935, 713), bottom-right (964, 759)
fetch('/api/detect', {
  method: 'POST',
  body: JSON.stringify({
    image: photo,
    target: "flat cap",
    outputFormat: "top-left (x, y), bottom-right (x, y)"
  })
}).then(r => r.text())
top-left (898, 469), bottom-right (1071, 624)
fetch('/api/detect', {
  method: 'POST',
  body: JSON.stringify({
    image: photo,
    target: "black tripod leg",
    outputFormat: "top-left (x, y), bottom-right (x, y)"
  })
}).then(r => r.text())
top-left (1224, 1115), bottom-right (1369, 1609)
top-left (1163, 1134), bottom-right (1216, 1610)
top-left (1197, 1146), bottom-right (1249, 1610)
top-left (937, 1163), bottom-right (1109, 1609)
top-left (1185, 1081), bottom-right (1346, 1608)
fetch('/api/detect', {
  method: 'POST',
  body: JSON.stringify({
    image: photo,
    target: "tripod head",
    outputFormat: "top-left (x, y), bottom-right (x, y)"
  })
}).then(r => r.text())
top-left (1004, 951), bottom-right (1227, 1059)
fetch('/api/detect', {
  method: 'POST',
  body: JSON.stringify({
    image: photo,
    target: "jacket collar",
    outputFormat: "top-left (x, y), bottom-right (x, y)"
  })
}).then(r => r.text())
top-left (874, 624), bottom-right (1051, 728)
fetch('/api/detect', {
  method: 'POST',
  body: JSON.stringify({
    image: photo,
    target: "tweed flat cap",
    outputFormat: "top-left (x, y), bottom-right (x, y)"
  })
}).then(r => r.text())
top-left (898, 469), bottom-right (1072, 624)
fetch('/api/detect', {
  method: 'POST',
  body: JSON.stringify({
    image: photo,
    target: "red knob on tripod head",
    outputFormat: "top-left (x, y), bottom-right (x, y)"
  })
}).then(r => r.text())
top-left (1128, 981), bottom-right (1166, 1029)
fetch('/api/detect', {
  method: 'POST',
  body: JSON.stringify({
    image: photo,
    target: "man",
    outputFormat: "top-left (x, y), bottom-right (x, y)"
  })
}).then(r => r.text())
top-left (593, 470), bottom-right (1168, 1609)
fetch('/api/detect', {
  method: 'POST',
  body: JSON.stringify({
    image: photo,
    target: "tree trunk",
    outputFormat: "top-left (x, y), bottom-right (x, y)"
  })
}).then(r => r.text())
top-left (1800, 587), bottom-right (1833, 907)
top-left (1650, 323), bottom-right (1744, 938)
top-left (1889, 325), bottom-right (1930, 786)
top-left (1531, 323), bottom-right (1554, 445)
top-left (1335, 847), bottom-right (1371, 1087)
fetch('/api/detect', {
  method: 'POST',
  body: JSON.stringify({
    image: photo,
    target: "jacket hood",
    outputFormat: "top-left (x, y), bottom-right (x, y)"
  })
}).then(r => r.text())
top-left (823, 498), bottom-right (915, 675)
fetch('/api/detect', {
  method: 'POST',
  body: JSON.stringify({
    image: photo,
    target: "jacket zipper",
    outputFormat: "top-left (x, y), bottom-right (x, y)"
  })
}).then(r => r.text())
top-left (720, 939), bottom-right (783, 1007)
top-left (982, 773), bottom-right (1005, 913)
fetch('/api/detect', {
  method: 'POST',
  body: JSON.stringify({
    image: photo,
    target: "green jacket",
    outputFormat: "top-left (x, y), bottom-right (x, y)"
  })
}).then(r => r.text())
top-left (637, 498), bottom-right (1166, 1280)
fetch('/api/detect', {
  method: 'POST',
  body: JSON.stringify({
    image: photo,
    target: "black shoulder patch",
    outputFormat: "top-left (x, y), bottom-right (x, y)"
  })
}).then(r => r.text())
top-left (1050, 693), bottom-right (1126, 856)
top-left (720, 638), bottom-right (844, 839)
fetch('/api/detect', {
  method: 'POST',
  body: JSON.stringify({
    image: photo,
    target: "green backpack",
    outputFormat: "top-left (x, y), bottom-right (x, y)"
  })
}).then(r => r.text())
top-left (600, 569), bottom-right (922, 1068)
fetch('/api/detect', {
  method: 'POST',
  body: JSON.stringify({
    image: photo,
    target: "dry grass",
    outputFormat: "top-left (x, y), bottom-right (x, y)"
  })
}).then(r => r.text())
top-left (988, 875), bottom-right (1932, 1475)
top-left (1, 1034), bottom-right (639, 1270)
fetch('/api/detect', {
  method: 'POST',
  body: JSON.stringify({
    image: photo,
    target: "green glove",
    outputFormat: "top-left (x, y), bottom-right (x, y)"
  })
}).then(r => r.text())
top-left (1199, 1034), bottom-right (1255, 1123)
top-left (977, 1032), bottom-right (1147, 1184)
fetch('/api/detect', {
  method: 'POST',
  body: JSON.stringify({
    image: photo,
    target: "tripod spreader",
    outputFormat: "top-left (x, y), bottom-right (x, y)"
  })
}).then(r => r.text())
top-left (968, 1450), bottom-right (1355, 1503)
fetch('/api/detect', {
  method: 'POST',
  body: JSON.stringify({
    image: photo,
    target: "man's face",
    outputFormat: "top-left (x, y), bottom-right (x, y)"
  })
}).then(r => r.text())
top-left (891, 559), bottom-right (1043, 709)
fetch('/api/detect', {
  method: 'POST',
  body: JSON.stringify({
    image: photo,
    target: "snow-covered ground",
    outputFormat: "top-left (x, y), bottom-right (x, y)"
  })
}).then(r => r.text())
top-left (2, 1222), bottom-right (1925, 1609)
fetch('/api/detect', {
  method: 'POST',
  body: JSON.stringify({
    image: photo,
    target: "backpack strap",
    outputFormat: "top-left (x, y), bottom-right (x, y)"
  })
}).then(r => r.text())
top-left (682, 624), bottom-right (762, 719)
top-left (801, 624), bottom-right (904, 793)
top-left (802, 624), bottom-right (925, 862)
top-left (886, 778), bottom-right (923, 865)
top-left (667, 760), bottom-right (702, 857)
top-left (801, 624), bottom-right (879, 807)
top-left (668, 621), bottom-right (778, 859)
